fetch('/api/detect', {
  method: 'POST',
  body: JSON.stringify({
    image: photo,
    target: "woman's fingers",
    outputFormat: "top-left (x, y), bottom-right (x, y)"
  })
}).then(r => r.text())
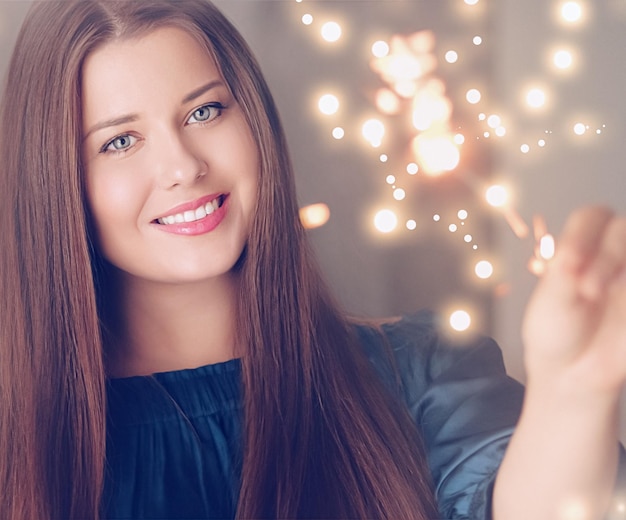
top-left (553, 206), bottom-right (614, 277)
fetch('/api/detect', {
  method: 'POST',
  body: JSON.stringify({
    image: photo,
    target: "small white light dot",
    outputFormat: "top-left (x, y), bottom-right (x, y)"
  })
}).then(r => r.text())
top-left (379, 154), bottom-right (388, 163)
top-left (371, 40), bottom-right (390, 58)
top-left (464, 234), bottom-right (473, 243)
top-left (526, 88), bottom-right (546, 108)
top-left (486, 185), bottom-right (508, 207)
top-left (386, 175), bottom-right (396, 185)
top-left (454, 133), bottom-right (465, 145)
top-left (458, 209), bottom-right (468, 220)
top-left (520, 144), bottom-right (530, 153)
top-left (449, 224), bottom-right (458, 232)
top-left (483, 131), bottom-right (490, 138)
top-left (538, 139), bottom-right (546, 147)
top-left (406, 219), bottom-right (417, 230)
top-left (374, 209), bottom-right (397, 233)
top-left (478, 113), bottom-right (486, 121)
top-left (321, 21), bottom-right (342, 43)
top-left (487, 114), bottom-right (501, 129)
top-left (473, 36), bottom-right (482, 46)
top-left (318, 94), bottom-right (340, 115)
top-left (450, 310), bottom-right (471, 332)
top-left (393, 188), bottom-right (406, 201)
top-left (433, 214), bottom-right (441, 222)
top-left (466, 89), bottom-right (481, 104)
top-left (540, 234), bottom-right (555, 260)
top-left (301, 13), bottom-right (313, 25)
top-left (554, 50), bottom-right (573, 69)
top-left (561, 1), bottom-right (582, 22)
top-left (464, 0), bottom-right (479, 4)
top-left (573, 122), bottom-right (586, 135)
top-left (445, 50), bottom-right (458, 63)
top-left (495, 126), bottom-right (506, 137)
top-left (473, 244), bottom-right (478, 250)
top-left (596, 129), bottom-right (602, 135)
top-left (406, 162), bottom-right (419, 175)
top-left (475, 260), bottom-right (494, 279)
top-left (332, 127), bottom-right (345, 140)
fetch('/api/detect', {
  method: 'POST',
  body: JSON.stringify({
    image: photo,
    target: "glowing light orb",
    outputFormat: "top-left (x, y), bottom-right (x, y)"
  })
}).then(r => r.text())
top-left (464, 234), bottom-right (473, 243)
top-left (445, 50), bottom-right (458, 63)
top-left (561, 1), bottom-right (582, 22)
top-left (375, 88), bottom-right (401, 115)
top-left (433, 214), bottom-right (441, 222)
top-left (362, 118), bottom-right (385, 147)
top-left (406, 162), bottom-right (419, 175)
top-left (487, 115), bottom-right (501, 129)
top-left (406, 219), bottom-right (417, 230)
top-left (450, 310), bottom-right (471, 332)
top-left (464, 0), bottom-right (479, 4)
top-left (332, 127), bottom-right (345, 140)
top-left (475, 260), bottom-right (494, 279)
top-left (412, 134), bottom-right (461, 175)
top-left (553, 50), bottom-right (573, 69)
top-left (466, 89), bottom-right (481, 104)
top-left (379, 154), bottom-right (388, 163)
top-left (393, 188), bottom-right (406, 201)
top-left (520, 144), bottom-right (530, 154)
top-left (458, 209), bottom-right (468, 220)
top-left (526, 88), bottom-right (546, 108)
top-left (374, 209), bottom-right (398, 233)
top-left (495, 126), bottom-right (506, 137)
top-left (412, 94), bottom-right (452, 131)
top-left (478, 113), bottom-right (486, 121)
top-left (386, 175), bottom-right (396, 185)
top-left (318, 94), bottom-right (339, 115)
top-left (538, 139), bottom-right (546, 147)
top-left (321, 21), bottom-right (342, 42)
top-left (449, 224), bottom-right (458, 232)
top-left (299, 203), bottom-right (330, 229)
top-left (301, 14), bottom-right (313, 26)
top-left (540, 234), bottom-right (555, 260)
top-left (371, 40), bottom-right (390, 58)
top-left (486, 185), bottom-right (508, 207)
top-left (473, 36), bottom-right (482, 46)
top-left (573, 123), bottom-right (586, 135)
top-left (454, 133), bottom-right (465, 145)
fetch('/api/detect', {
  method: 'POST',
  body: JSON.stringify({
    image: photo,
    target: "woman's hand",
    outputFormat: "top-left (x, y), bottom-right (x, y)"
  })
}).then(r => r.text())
top-left (523, 206), bottom-right (626, 395)
top-left (494, 206), bottom-right (626, 520)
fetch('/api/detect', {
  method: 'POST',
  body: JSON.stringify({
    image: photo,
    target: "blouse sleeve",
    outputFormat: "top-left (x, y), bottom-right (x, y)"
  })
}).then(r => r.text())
top-left (361, 310), bottom-right (525, 519)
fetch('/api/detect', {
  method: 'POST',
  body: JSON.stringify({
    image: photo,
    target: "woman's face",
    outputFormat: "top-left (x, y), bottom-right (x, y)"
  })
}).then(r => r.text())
top-left (82, 27), bottom-right (258, 285)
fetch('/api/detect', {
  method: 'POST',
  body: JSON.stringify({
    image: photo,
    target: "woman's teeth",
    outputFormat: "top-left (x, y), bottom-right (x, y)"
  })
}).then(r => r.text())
top-left (157, 196), bottom-right (223, 225)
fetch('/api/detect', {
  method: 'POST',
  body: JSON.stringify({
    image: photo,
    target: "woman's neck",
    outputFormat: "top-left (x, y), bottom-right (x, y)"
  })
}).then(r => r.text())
top-left (105, 270), bottom-right (239, 378)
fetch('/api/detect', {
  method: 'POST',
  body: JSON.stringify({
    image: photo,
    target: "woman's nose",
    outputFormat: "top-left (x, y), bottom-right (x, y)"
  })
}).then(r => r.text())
top-left (155, 131), bottom-right (207, 189)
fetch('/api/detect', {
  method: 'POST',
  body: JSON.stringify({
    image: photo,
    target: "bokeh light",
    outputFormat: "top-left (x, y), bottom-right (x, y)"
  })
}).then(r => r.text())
top-left (526, 88), bottom-right (546, 108)
top-left (300, 203), bottom-right (330, 229)
top-left (374, 209), bottom-right (398, 233)
top-left (450, 310), bottom-right (471, 332)
top-left (466, 88), bottom-right (481, 104)
top-left (486, 185), bottom-right (508, 207)
top-left (372, 40), bottom-right (390, 58)
top-left (318, 94), bottom-right (340, 115)
top-left (475, 260), bottom-right (494, 279)
top-left (362, 118), bottom-right (385, 147)
top-left (321, 21), bottom-right (342, 42)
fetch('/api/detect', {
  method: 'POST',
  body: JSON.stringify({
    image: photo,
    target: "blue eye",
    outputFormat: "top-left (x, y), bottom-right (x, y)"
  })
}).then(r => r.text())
top-left (187, 103), bottom-right (224, 125)
top-left (102, 134), bottom-right (137, 154)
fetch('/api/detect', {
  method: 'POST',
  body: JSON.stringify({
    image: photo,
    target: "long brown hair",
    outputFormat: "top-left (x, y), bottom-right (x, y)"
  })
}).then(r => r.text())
top-left (0, 1), bottom-right (438, 518)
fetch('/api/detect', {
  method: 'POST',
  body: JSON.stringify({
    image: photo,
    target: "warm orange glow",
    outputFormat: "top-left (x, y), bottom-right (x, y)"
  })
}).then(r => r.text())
top-left (299, 203), bottom-right (330, 229)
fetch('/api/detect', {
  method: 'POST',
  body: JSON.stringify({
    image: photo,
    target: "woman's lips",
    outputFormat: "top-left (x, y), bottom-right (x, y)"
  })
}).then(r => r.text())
top-left (152, 194), bottom-right (229, 236)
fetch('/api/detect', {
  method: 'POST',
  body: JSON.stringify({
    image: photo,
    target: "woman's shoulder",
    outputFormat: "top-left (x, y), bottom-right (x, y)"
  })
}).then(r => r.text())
top-left (352, 309), bottom-right (519, 408)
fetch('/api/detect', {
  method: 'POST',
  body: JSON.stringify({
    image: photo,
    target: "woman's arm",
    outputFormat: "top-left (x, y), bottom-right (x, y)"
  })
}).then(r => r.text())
top-left (493, 206), bottom-right (626, 520)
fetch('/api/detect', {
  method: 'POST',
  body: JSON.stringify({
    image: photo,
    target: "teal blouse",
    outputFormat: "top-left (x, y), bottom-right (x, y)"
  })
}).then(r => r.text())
top-left (102, 310), bottom-right (525, 519)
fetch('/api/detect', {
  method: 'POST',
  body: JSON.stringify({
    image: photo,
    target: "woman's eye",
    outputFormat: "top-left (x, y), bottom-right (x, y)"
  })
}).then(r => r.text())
top-left (187, 103), bottom-right (224, 125)
top-left (102, 134), bottom-right (137, 154)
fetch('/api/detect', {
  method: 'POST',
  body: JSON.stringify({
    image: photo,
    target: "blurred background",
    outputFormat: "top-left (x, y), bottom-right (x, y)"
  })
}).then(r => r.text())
top-left (1, 0), bottom-right (625, 397)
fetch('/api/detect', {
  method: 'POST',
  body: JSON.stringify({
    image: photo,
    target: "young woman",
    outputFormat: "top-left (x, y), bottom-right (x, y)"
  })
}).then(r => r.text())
top-left (0, 1), bottom-right (624, 519)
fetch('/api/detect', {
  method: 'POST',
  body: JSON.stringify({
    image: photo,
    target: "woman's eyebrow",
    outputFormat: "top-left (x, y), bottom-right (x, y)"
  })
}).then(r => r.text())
top-left (83, 81), bottom-right (225, 141)
top-left (181, 80), bottom-right (224, 104)
top-left (83, 114), bottom-right (139, 141)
